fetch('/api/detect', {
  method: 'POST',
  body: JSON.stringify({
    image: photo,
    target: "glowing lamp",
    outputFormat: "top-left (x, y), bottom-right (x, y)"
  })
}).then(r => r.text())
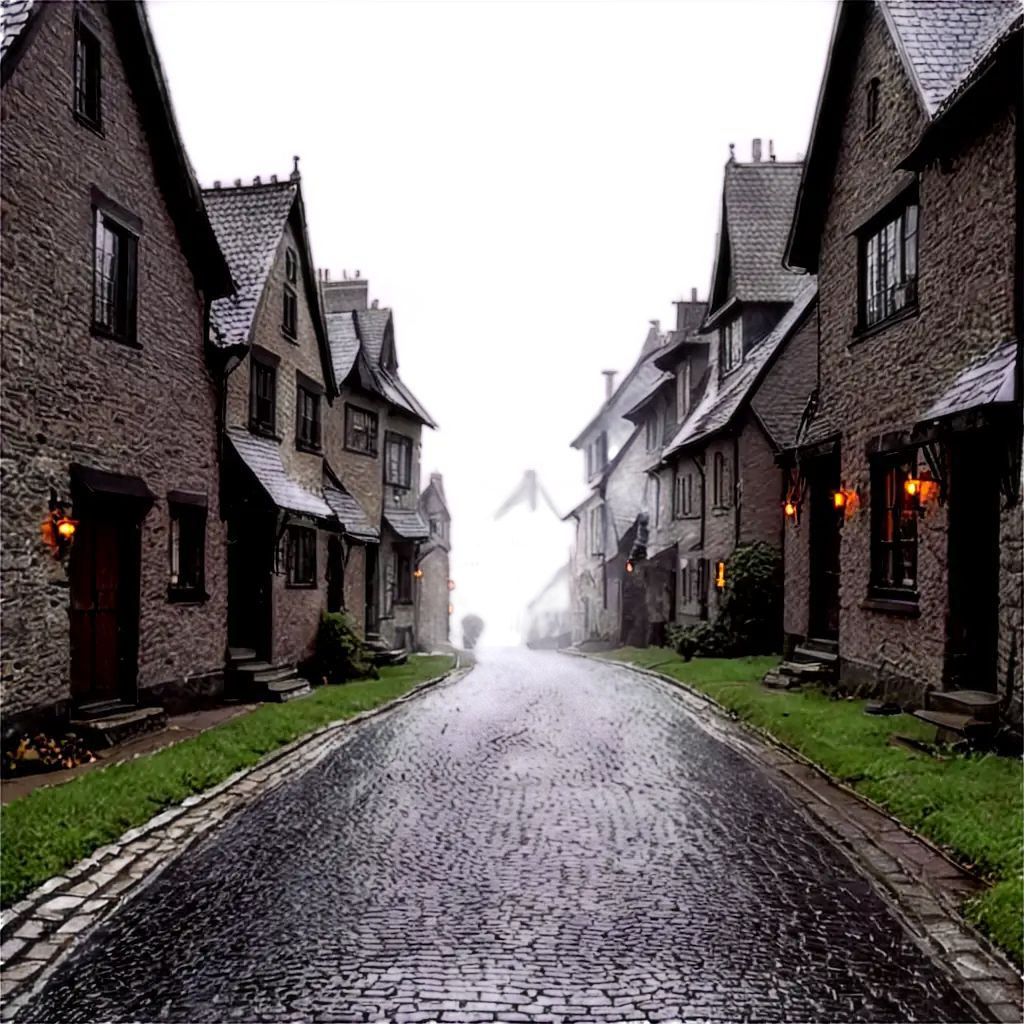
top-left (904, 478), bottom-right (921, 499)
top-left (833, 491), bottom-right (846, 510)
top-left (56, 517), bottom-right (77, 540)
top-left (784, 501), bottom-right (798, 518)
top-left (447, 580), bottom-right (455, 591)
top-left (413, 568), bottom-right (423, 579)
top-left (715, 562), bottom-right (726, 589)
top-left (625, 560), bottom-right (634, 573)
top-left (447, 603), bottom-right (454, 615)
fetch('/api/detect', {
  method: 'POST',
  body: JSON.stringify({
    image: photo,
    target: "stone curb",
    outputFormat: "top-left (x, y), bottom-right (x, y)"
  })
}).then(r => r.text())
top-left (0, 660), bottom-right (470, 1020)
top-left (567, 650), bottom-right (1024, 1023)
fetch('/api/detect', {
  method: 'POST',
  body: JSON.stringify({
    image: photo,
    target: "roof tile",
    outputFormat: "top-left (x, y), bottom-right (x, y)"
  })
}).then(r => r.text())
top-left (0, 0), bottom-right (34, 61)
top-left (921, 338), bottom-right (1017, 421)
top-left (383, 508), bottom-right (429, 540)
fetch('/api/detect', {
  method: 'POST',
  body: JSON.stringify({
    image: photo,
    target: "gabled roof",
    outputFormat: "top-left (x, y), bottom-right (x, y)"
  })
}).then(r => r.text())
top-left (704, 160), bottom-right (804, 322)
top-left (420, 475), bottom-right (451, 519)
top-left (920, 338), bottom-right (1017, 422)
top-left (623, 372), bottom-right (673, 424)
top-left (663, 279), bottom-right (817, 460)
top-left (2, 1), bottom-right (234, 300)
top-left (787, 1), bottom-right (1021, 273)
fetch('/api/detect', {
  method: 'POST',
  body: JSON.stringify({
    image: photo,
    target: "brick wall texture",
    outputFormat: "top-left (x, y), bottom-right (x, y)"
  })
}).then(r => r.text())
top-left (1, 3), bottom-right (228, 726)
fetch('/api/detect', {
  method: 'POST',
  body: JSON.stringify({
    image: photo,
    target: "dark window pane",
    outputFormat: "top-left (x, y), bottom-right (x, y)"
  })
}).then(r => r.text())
top-left (283, 286), bottom-right (297, 336)
top-left (74, 21), bottom-right (101, 126)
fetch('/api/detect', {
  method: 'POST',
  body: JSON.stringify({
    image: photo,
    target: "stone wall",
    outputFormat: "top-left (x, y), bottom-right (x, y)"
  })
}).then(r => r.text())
top-left (0, 3), bottom-right (228, 731)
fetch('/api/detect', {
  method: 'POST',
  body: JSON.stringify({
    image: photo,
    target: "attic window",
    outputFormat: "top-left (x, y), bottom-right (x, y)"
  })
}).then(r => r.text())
top-left (866, 78), bottom-right (880, 133)
top-left (720, 319), bottom-right (743, 374)
top-left (645, 413), bottom-right (660, 452)
top-left (285, 248), bottom-right (298, 284)
top-left (282, 285), bottom-right (298, 338)
top-left (73, 15), bottom-right (101, 130)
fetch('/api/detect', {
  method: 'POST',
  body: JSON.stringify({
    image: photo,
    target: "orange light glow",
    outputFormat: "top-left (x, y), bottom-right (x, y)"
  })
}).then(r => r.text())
top-left (447, 580), bottom-right (455, 591)
top-left (625, 561), bottom-right (634, 573)
top-left (413, 569), bottom-right (423, 579)
top-left (904, 478), bottom-right (921, 498)
top-left (715, 562), bottom-right (726, 589)
top-left (447, 604), bottom-right (454, 615)
top-left (56, 517), bottom-right (77, 540)
top-left (833, 491), bottom-right (846, 509)
top-left (784, 501), bottom-right (797, 518)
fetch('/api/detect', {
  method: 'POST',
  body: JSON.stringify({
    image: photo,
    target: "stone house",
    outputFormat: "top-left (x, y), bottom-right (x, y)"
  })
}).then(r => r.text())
top-left (643, 147), bottom-right (816, 632)
top-left (781, 0), bottom-right (1022, 721)
top-left (1, 0), bottom-right (235, 742)
top-left (417, 472), bottom-right (452, 652)
top-left (203, 167), bottom-right (342, 695)
top-left (321, 275), bottom-right (436, 652)
top-left (566, 322), bottom-right (669, 646)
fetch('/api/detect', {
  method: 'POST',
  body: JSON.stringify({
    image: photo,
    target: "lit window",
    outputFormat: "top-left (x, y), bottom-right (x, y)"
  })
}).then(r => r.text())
top-left (871, 452), bottom-right (918, 594)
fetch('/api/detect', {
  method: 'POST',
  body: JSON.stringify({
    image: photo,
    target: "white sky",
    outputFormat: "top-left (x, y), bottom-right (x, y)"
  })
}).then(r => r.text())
top-left (148, 0), bottom-right (837, 645)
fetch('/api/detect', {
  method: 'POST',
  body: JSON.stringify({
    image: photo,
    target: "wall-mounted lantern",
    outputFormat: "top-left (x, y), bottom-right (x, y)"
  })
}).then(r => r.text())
top-left (784, 500), bottom-right (798, 518)
top-left (447, 603), bottom-right (454, 616)
top-left (447, 580), bottom-right (455, 591)
top-left (715, 561), bottom-right (726, 589)
top-left (904, 471), bottom-right (939, 511)
top-left (41, 489), bottom-right (77, 556)
top-left (833, 486), bottom-right (859, 521)
top-left (413, 568), bottom-right (424, 579)
top-left (625, 560), bottom-right (634, 573)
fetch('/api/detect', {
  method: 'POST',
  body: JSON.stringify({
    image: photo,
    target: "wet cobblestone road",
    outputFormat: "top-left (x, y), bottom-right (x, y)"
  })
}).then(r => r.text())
top-left (22, 650), bottom-right (978, 1023)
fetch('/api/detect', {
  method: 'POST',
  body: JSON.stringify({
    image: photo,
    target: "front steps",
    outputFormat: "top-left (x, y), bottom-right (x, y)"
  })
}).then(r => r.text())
top-left (70, 701), bottom-right (168, 749)
top-left (913, 689), bottom-right (1000, 745)
top-left (364, 633), bottom-right (408, 667)
top-left (227, 648), bottom-right (312, 703)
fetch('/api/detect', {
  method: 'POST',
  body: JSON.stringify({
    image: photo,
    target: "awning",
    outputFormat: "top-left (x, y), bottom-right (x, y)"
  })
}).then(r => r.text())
top-left (70, 464), bottom-right (156, 512)
top-left (383, 507), bottom-right (429, 540)
top-left (324, 481), bottom-right (378, 542)
top-left (920, 339), bottom-right (1016, 423)
top-left (227, 428), bottom-right (334, 521)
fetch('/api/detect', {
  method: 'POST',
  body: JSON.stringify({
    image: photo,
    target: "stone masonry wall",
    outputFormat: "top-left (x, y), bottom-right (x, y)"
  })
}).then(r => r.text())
top-left (418, 544), bottom-right (451, 652)
top-left (737, 411), bottom-right (783, 549)
top-left (0, 3), bottom-right (228, 726)
top-left (815, 3), bottom-right (1019, 706)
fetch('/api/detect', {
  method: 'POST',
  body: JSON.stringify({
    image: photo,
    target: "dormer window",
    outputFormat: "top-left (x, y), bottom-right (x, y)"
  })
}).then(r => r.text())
top-left (720, 320), bottom-right (743, 374)
top-left (866, 78), bottom-right (880, 133)
top-left (586, 433), bottom-right (608, 480)
top-left (677, 359), bottom-right (692, 420)
top-left (645, 413), bottom-right (660, 452)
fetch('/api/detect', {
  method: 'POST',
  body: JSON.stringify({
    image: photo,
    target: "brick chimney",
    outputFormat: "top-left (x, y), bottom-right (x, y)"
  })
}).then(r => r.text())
top-left (602, 371), bottom-right (617, 402)
top-left (673, 288), bottom-right (706, 333)
top-left (321, 270), bottom-right (369, 313)
top-left (752, 138), bottom-right (762, 162)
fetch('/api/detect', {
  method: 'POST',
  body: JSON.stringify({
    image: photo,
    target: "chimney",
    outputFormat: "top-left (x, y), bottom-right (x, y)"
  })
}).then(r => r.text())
top-left (752, 138), bottom-right (762, 162)
top-left (322, 274), bottom-right (369, 313)
top-left (270, 173), bottom-right (278, 183)
top-left (253, 175), bottom-right (261, 185)
top-left (769, 139), bottom-right (776, 162)
top-left (602, 370), bottom-right (617, 402)
top-left (290, 155), bottom-right (301, 181)
top-left (691, 287), bottom-right (697, 301)
top-left (213, 180), bottom-right (221, 189)
top-left (234, 179), bottom-right (241, 187)
top-left (371, 299), bottom-right (379, 309)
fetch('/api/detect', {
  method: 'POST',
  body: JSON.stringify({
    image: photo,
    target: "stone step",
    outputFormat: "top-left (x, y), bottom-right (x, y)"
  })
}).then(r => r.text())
top-left (373, 648), bottom-right (408, 667)
top-left (69, 706), bottom-right (168, 750)
top-left (912, 709), bottom-right (997, 744)
top-left (73, 698), bottom-right (135, 721)
top-left (779, 660), bottom-right (828, 679)
top-left (762, 670), bottom-right (801, 691)
top-left (793, 644), bottom-right (838, 667)
top-left (265, 678), bottom-right (312, 702)
top-left (251, 666), bottom-right (298, 685)
top-left (234, 661), bottom-right (275, 677)
top-left (926, 689), bottom-right (1000, 723)
top-left (227, 647), bottom-right (258, 664)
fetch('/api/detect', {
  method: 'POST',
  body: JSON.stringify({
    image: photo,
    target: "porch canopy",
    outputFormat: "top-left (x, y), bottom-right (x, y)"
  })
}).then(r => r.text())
top-left (918, 338), bottom-right (1017, 425)
top-left (383, 507), bottom-right (429, 541)
top-left (323, 480), bottom-right (378, 542)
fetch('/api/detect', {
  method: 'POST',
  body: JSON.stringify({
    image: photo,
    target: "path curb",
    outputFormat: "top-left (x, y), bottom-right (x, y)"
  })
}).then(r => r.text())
top-left (567, 650), bottom-right (1023, 1023)
top-left (0, 660), bottom-right (470, 1019)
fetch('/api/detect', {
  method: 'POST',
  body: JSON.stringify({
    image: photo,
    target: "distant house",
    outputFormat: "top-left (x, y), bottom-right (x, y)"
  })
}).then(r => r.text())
top-left (524, 564), bottom-right (571, 650)
top-left (418, 472), bottom-right (452, 652)
top-left (1, 0), bottom-right (234, 742)
top-left (781, 1), bottom-right (1022, 719)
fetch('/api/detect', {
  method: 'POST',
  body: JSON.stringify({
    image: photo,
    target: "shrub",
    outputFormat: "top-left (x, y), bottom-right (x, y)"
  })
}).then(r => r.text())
top-left (316, 612), bottom-right (377, 684)
top-left (719, 542), bottom-right (783, 655)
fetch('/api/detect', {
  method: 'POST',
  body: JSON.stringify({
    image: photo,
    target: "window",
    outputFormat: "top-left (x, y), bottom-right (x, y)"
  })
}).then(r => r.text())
top-left (677, 360), bottom-right (692, 421)
top-left (861, 202), bottom-right (918, 328)
top-left (393, 549), bottom-right (413, 603)
top-left (250, 358), bottom-right (276, 435)
top-left (720, 319), bottom-right (743, 373)
top-left (92, 212), bottom-right (137, 342)
top-left (73, 16), bottom-right (101, 128)
top-left (652, 475), bottom-right (661, 528)
top-left (385, 432), bottom-right (413, 488)
top-left (588, 506), bottom-right (605, 556)
top-left (645, 414), bottom-right (660, 452)
top-left (285, 248), bottom-right (298, 284)
top-left (586, 433), bottom-right (608, 479)
top-left (345, 405), bottom-right (378, 455)
top-left (168, 496), bottom-right (206, 601)
top-left (871, 452), bottom-right (918, 595)
top-left (284, 526), bottom-right (317, 587)
top-left (296, 384), bottom-right (321, 450)
top-left (673, 470), bottom-right (695, 518)
top-left (680, 560), bottom-right (690, 604)
top-left (282, 285), bottom-right (298, 338)
top-left (712, 451), bottom-right (731, 508)
top-left (866, 78), bottom-right (880, 132)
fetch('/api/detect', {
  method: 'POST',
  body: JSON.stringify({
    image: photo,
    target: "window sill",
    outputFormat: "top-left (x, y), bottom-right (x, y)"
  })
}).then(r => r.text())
top-left (711, 506), bottom-right (731, 516)
top-left (861, 594), bottom-right (920, 617)
top-left (249, 424), bottom-right (282, 442)
top-left (167, 588), bottom-right (209, 605)
top-left (295, 440), bottom-right (323, 455)
top-left (285, 581), bottom-right (318, 590)
top-left (90, 323), bottom-right (141, 350)
top-left (851, 304), bottom-right (919, 344)
top-left (394, 599), bottom-right (415, 607)
top-left (344, 444), bottom-right (378, 459)
top-left (385, 481), bottom-right (412, 491)
top-left (73, 110), bottom-right (103, 137)
top-left (281, 329), bottom-right (299, 344)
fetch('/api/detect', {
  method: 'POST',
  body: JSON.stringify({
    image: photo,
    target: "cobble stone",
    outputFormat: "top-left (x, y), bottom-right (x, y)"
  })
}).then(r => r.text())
top-left (19, 651), bottom-right (980, 1022)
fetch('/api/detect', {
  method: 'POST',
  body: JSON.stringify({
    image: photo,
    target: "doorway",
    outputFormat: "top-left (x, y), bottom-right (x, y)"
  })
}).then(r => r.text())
top-left (807, 452), bottom-right (841, 641)
top-left (946, 435), bottom-right (1000, 691)
top-left (228, 512), bottom-right (273, 660)
top-left (364, 545), bottom-right (380, 635)
top-left (327, 536), bottom-right (345, 614)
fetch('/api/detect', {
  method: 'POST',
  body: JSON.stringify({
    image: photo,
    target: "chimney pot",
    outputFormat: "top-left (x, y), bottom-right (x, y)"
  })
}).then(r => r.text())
top-left (325, 268), bottom-right (331, 282)
top-left (290, 155), bottom-right (300, 181)
top-left (253, 175), bottom-right (261, 185)
top-left (752, 138), bottom-right (762, 162)
top-left (691, 287), bottom-right (697, 302)
top-left (769, 139), bottom-right (776, 162)
top-left (270, 173), bottom-right (278, 183)
top-left (234, 179), bottom-right (241, 187)
top-left (213, 180), bottom-right (221, 189)
top-left (602, 370), bottom-right (617, 402)
top-left (371, 299), bottom-right (379, 309)
top-left (728, 142), bottom-right (735, 162)
top-left (355, 270), bottom-right (361, 279)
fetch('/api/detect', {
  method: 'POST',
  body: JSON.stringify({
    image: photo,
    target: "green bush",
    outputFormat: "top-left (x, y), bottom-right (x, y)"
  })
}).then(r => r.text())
top-left (316, 612), bottom-right (377, 684)
top-left (720, 542), bottom-right (783, 655)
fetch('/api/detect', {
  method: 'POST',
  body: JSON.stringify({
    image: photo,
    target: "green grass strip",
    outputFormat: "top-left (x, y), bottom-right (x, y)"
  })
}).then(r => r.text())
top-left (1, 655), bottom-right (454, 909)
top-left (599, 648), bottom-right (1024, 964)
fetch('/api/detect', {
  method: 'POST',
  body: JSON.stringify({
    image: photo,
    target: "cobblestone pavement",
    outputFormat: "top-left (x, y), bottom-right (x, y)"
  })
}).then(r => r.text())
top-left (20, 649), bottom-right (979, 1023)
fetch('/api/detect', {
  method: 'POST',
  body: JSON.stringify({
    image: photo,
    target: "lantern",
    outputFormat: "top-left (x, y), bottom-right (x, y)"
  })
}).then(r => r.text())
top-left (784, 500), bottom-right (798, 519)
top-left (56, 517), bottom-right (77, 540)
top-left (42, 490), bottom-right (77, 555)
top-left (447, 580), bottom-right (455, 591)
top-left (413, 568), bottom-right (424, 579)
top-left (715, 561), bottom-right (726, 589)
top-left (625, 560), bottom-right (633, 573)
top-left (904, 477), bottom-right (921, 499)
top-left (832, 490), bottom-right (846, 510)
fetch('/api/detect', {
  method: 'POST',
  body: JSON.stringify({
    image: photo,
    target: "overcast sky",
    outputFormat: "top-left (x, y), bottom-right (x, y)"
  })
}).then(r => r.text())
top-left (148, 0), bottom-right (837, 645)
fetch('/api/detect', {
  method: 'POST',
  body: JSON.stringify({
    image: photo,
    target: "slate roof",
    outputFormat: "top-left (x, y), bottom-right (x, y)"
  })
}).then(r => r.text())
top-left (383, 507), bottom-right (430, 540)
top-left (355, 308), bottom-right (392, 365)
top-left (664, 278), bottom-right (818, 459)
top-left (920, 338), bottom-right (1017, 421)
top-left (323, 479), bottom-right (378, 541)
top-left (882, 0), bottom-right (1021, 117)
top-left (325, 311), bottom-right (361, 384)
top-left (706, 161), bottom-right (805, 319)
top-left (227, 428), bottom-right (334, 520)
top-left (0, 0), bottom-right (33, 61)
top-left (203, 181), bottom-right (297, 348)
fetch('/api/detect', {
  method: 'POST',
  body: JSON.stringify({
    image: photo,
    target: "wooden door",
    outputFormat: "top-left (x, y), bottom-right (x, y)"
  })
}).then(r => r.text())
top-left (364, 546), bottom-right (379, 634)
top-left (327, 537), bottom-right (345, 614)
top-left (228, 514), bottom-right (272, 659)
top-left (808, 454), bottom-right (841, 640)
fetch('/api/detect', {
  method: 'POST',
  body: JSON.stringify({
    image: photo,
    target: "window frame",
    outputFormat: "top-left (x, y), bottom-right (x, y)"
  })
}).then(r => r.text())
top-left (857, 195), bottom-right (919, 332)
top-left (249, 351), bottom-right (278, 437)
top-left (645, 413), bottom-right (660, 453)
top-left (588, 505), bottom-right (605, 557)
top-left (282, 284), bottom-right (298, 339)
top-left (384, 432), bottom-right (414, 489)
top-left (295, 382), bottom-right (322, 452)
top-left (677, 359), bottom-right (691, 421)
top-left (869, 450), bottom-right (919, 600)
top-left (91, 207), bottom-right (139, 345)
top-left (73, 12), bottom-right (102, 132)
top-left (345, 404), bottom-right (379, 457)
top-left (284, 524), bottom-right (317, 588)
top-left (720, 320), bottom-right (743, 374)
top-left (393, 548), bottom-right (414, 604)
top-left (712, 451), bottom-right (731, 509)
top-left (673, 469), bottom-right (696, 519)
top-left (167, 494), bottom-right (207, 603)
top-left (285, 247), bottom-right (298, 284)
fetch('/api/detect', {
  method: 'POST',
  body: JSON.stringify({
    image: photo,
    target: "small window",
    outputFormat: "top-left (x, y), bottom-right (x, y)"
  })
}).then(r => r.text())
top-left (589, 506), bottom-right (605, 556)
top-left (285, 526), bottom-right (317, 587)
top-left (73, 16), bottom-right (101, 129)
top-left (282, 285), bottom-right (298, 338)
top-left (712, 451), bottom-right (731, 508)
top-left (860, 201), bottom-right (918, 328)
top-left (296, 385), bottom-right (321, 450)
top-left (93, 212), bottom-right (137, 342)
top-left (677, 360), bottom-right (692, 421)
top-left (586, 433), bottom-right (609, 479)
top-left (385, 432), bottom-right (413, 488)
top-left (250, 359), bottom-right (276, 435)
top-left (866, 78), bottom-right (880, 132)
top-left (673, 470), bottom-right (694, 518)
top-left (720, 320), bottom-right (743, 373)
top-left (285, 248), bottom-right (298, 284)
top-left (652, 475), bottom-right (661, 528)
top-left (870, 452), bottom-right (918, 594)
top-left (168, 502), bottom-right (206, 601)
top-left (645, 414), bottom-right (660, 452)
top-left (345, 405), bottom-right (378, 455)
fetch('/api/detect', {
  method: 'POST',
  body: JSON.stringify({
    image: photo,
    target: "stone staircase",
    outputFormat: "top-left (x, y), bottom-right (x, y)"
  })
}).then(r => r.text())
top-left (912, 689), bottom-right (1001, 745)
top-left (227, 647), bottom-right (312, 703)
top-left (70, 698), bottom-right (168, 749)
top-left (763, 637), bottom-right (838, 690)
top-left (363, 633), bottom-right (408, 667)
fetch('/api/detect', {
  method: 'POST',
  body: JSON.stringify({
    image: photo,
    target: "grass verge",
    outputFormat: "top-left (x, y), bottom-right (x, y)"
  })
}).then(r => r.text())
top-left (599, 647), bottom-right (1024, 965)
top-left (1, 655), bottom-right (454, 909)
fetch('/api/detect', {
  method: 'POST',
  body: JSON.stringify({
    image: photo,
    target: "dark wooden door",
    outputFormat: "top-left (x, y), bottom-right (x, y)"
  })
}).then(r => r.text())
top-left (808, 454), bottom-right (841, 640)
top-left (946, 438), bottom-right (1000, 691)
top-left (364, 546), bottom-right (379, 634)
top-left (228, 514), bottom-right (272, 659)
top-left (70, 511), bottom-right (140, 702)
top-left (327, 537), bottom-right (345, 614)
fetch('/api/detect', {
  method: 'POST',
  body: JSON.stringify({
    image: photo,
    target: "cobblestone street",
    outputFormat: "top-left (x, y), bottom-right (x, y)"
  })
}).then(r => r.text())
top-left (21, 650), bottom-right (978, 1023)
